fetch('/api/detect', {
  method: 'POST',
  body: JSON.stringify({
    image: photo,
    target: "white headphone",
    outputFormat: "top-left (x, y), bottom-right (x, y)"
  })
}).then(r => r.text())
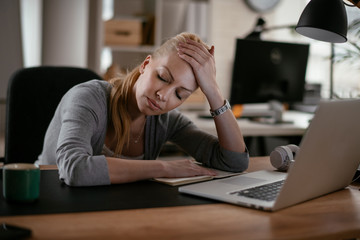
top-left (270, 144), bottom-right (300, 171)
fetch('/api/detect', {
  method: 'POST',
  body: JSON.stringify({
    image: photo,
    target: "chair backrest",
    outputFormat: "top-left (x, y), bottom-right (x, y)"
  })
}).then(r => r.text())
top-left (4, 66), bottom-right (102, 163)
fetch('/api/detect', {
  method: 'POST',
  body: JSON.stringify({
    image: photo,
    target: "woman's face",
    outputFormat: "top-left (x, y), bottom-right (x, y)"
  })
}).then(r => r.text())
top-left (134, 51), bottom-right (198, 115)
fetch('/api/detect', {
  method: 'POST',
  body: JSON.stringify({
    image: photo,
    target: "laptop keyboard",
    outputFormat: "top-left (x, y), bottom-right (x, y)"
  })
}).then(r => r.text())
top-left (230, 180), bottom-right (285, 202)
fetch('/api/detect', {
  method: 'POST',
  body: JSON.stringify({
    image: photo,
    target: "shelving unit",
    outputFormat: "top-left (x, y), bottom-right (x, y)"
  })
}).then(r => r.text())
top-left (102, 0), bottom-right (210, 74)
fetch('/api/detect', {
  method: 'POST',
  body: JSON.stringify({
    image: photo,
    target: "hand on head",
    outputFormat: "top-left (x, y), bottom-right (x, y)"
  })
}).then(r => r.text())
top-left (176, 39), bottom-right (218, 97)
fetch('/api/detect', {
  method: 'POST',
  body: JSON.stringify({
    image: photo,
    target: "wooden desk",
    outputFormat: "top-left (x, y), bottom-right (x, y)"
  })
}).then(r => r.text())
top-left (1, 157), bottom-right (360, 240)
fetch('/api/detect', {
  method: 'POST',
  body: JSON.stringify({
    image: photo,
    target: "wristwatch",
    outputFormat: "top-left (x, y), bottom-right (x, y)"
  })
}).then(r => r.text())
top-left (210, 99), bottom-right (231, 117)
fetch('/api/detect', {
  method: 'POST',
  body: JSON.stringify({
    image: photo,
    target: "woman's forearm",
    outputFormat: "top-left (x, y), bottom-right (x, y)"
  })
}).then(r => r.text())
top-left (107, 157), bottom-right (165, 184)
top-left (205, 87), bottom-right (246, 154)
top-left (106, 157), bottom-right (216, 184)
top-left (213, 108), bottom-right (246, 153)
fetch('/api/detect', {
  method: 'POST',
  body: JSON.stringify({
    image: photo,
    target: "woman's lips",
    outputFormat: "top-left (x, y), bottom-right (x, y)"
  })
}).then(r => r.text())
top-left (147, 97), bottom-right (162, 111)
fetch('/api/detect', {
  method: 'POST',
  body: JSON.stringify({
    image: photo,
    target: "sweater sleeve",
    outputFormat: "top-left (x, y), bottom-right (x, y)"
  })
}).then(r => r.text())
top-left (56, 82), bottom-right (111, 186)
top-left (167, 110), bottom-right (249, 172)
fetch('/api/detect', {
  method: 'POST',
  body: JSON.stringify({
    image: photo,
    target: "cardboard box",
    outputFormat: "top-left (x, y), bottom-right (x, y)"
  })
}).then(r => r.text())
top-left (104, 18), bottom-right (143, 46)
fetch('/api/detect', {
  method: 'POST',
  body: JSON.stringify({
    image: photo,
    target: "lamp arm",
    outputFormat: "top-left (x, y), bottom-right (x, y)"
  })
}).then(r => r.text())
top-left (262, 24), bottom-right (296, 33)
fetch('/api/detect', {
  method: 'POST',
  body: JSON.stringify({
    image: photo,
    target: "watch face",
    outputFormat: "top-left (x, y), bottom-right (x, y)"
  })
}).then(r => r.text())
top-left (245, 0), bottom-right (281, 13)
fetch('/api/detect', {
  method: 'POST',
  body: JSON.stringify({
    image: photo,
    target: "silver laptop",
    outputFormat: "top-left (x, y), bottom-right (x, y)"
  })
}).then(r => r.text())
top-left (179, 99), bottom-right (360, 211)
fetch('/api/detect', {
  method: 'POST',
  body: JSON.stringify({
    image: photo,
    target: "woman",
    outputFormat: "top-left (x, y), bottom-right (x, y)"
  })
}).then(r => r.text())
top-left (37, 32), bottom-right (249, 186)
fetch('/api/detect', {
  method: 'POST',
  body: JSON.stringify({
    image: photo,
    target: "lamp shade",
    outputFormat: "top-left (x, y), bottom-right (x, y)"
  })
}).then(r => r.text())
top-left (296, 0), bottom-right (348, 43)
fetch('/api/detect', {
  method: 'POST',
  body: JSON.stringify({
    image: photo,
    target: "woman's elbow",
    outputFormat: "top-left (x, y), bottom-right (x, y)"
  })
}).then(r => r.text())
top-left (59, 163), bottom-right (84, 187)
top-left (57, 155), bottom-right (111, 187)
top-left (219, 149), bottom-right (250, 172)
top-left (232, 156), bottom-right (249, 172)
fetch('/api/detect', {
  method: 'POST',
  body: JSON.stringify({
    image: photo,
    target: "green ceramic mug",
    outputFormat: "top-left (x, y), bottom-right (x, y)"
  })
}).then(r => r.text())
top-left (2, 163), bottom-right (40, 202)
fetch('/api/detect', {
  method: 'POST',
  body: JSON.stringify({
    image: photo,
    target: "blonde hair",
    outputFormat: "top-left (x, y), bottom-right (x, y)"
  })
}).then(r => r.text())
top-left (108, 32), bottom-right (209, 155)
top-left (152, 32), bottom-right (210, 59)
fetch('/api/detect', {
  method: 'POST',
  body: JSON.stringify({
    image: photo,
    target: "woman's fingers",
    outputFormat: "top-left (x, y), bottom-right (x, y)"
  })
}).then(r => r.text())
top-left (177, 40), bottom-right (212, 65)
top-left (163, 159), bottom-right (217, 178)
top-left (177, 38), bottom-right (218, 97)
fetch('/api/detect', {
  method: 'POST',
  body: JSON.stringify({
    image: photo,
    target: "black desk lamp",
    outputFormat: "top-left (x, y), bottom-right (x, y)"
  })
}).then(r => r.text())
top-left (295, 0), bottom-right (360, 98)
top-left (295, 0), bottom-right (348, 43)
top-left (296, 0), bottom-right (360, 43)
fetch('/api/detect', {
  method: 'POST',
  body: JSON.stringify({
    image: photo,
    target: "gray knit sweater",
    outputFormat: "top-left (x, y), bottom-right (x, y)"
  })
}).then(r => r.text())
top-left (37, 80), bottom-right (249, 186)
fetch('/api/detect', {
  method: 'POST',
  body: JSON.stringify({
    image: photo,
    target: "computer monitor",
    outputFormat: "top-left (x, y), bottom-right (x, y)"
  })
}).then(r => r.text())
top-left (230, 39), bottom-right (310, 105)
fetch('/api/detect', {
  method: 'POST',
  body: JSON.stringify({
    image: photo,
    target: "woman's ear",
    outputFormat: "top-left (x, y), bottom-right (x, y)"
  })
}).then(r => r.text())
top-left (140, 55), bottom-right (151, 74)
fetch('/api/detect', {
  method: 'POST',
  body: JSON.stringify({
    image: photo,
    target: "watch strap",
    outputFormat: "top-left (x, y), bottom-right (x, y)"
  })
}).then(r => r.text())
top-left (210, 99), bottom-right (231, 117)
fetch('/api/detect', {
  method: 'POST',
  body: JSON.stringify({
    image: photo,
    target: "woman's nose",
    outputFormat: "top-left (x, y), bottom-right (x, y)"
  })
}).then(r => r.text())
top-left (156, 87), bottom-right (171, 101)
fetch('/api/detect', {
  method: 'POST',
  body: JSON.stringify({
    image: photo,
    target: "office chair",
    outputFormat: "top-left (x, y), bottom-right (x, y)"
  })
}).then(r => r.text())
top-left (0, 66), bottom-right (102, 164)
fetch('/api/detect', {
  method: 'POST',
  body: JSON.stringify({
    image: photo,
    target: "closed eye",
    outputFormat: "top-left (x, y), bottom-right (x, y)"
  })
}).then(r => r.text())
top-left (157, 74), bottom-right (183, 100)
top-left (175, 91), bottom-right (182, 100)
top-left (157, 74), bottom-right (168, 83)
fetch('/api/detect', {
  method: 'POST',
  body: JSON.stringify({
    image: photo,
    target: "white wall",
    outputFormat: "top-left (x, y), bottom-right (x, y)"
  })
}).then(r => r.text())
top-left (21, 0), bottom-right (42, 67)
top-left (0, 0), bottom-right (23, 99)
top-left (0, 0), bottom-right (23, 136)
top-left (42, 0), bottom-right (89, 67)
